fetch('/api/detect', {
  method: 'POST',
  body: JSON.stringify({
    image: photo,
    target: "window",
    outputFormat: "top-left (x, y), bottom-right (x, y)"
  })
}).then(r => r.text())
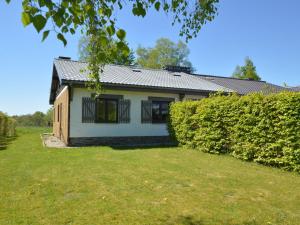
top-left (151, 101), bottom-right (170, 123)
top-left (57, 104), bottom-right (62, 122)
top-left (53, 107), bottom-right (55, 122)
top-left (57, 105), bottom-right (60, 122)
top-left (141, 98), bottom-right (174, 124)
top-left (95, 98), bottom-right (118, 123)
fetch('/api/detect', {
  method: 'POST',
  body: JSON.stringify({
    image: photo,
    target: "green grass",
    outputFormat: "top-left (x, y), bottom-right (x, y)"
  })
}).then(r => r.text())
top-left (0, 127), bottom-right (299, 225)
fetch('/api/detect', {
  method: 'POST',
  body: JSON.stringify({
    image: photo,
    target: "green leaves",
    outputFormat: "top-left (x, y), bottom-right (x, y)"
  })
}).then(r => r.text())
top-left (232, 57), bottom-right (261, 81)
top-left (53, 11), bottom-right (64, 28)
top-left (21, 12), bottom-right (31, 27)
top-left (154, 2), bottom-right (161, 11)
top-left (38, 0), bottom-right (46, 7)
top-left (116, 41), bottom-right (130, 56)
top-left (116, 29), bottom-right (126, 40)
top-left (57, 33), bottom-right (67, 46)
top-left (132, 2), bottom-right (146, 17)
top-left (106, 25), bottom-right (115, 36)
top-left (136, 38), bottom-right (193, 70)
top-left (42, 30), bottom-right (50, 42)
top-left (32, 15), bottom-right (47, 33)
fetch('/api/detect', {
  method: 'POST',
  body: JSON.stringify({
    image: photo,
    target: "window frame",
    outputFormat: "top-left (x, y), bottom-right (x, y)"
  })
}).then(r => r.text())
top-left (95, 98), bottom-right (119, 124)
top-left (151, 100), bottom-right (171, 124)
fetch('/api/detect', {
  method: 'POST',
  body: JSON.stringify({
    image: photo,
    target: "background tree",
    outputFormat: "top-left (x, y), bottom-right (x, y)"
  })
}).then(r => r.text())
top-left (78, 36), bottom-right (135, 65)
top-left (232, 57), bottom-right (261, 81)
top-left (5, 0), bottom-right (219, 93)
top-left (136, 38), bottom-right (194, 70)
top-left (12, 108), bottom-right (53, 127)
top-left (44, 108), bottom-right (53, 126)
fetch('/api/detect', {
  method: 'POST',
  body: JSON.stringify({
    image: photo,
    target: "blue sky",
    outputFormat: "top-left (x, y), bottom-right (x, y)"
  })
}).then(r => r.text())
top-left (0, 0), bottom-right (299, 115)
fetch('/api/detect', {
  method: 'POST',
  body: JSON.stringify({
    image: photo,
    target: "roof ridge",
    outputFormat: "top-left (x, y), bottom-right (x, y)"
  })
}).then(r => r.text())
top-left (191, 73), bottom-right (267, 83)
top-left (54, 58), bottom-right (87, 63)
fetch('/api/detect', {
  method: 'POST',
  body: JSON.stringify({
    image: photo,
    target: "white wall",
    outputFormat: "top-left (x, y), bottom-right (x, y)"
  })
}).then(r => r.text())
top-left (70, 88), bottom-right (181, 137)
top-left (184, 94), bottom-right (206, 101)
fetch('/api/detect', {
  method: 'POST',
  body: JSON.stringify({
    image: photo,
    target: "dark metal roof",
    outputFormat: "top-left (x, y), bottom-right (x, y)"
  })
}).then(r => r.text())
top-left (192, 74), bottom-right (289, 95)
top-left (291, 86), bottom-right (300, 92)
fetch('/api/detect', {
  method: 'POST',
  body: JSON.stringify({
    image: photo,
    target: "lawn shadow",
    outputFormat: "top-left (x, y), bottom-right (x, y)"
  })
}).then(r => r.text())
top-left (160, 215), bottom-right (261, 225)
top-left (0, 136), bottom-right (17, 151)
top-left (160, 215), bottom-right (204, 225)
top-left (175, 216), bottom-right (204, 225)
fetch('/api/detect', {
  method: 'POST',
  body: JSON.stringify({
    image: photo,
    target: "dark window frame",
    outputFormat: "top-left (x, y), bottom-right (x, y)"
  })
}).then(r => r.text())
top-left (151, 100), bottom-right (171, 124)
top-left (95, 98), bottom-right (119, 124)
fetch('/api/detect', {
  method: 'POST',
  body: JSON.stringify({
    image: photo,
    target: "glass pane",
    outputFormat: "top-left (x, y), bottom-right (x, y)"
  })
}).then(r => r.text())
top-left (107, 100), bottom-right (117, 122)
top-left (161, 102), bottom-right (169, 122)
top-left (96, 99), bottom-right (105, 122)
top-left (152, 102), bottom-right (160, 123)
top-left (151, 101), bottom-right (169, 123)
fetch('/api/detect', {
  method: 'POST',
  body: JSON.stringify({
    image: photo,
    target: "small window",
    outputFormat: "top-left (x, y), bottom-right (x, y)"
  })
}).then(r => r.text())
top-left (53, 108), bottom-right (56, 122)
top-left (96, 98), bottom-right (118, 123)
top-left (152, 101), bottom-right (170, 123)
top-left (57, 105), bottom-right (60, 122)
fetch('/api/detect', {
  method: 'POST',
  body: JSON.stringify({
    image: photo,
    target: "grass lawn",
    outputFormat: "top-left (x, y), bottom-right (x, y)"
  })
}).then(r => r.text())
top-left (0, 128), bottom-right (299, 225)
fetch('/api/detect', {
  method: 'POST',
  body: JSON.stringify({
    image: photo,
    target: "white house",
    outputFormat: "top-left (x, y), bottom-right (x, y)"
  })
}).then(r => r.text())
top-left (49, 57), bottom-right (287, 146)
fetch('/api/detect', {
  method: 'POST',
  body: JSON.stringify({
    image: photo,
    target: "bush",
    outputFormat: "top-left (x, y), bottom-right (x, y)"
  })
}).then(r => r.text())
top-left (0, 112), bottom-right (16, 149)
top-left (169, 92), bottom-right (300, 172)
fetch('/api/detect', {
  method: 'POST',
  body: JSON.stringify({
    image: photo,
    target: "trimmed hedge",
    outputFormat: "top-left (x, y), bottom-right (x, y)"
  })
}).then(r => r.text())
top-left (168, 92), bottom-right (300, 172)
top-left (0, 112), bottom-right (16, 149)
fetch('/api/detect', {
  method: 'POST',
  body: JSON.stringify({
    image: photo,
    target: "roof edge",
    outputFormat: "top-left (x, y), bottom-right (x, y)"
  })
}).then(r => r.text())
top-left (61, 79), bottom-right (234, 94)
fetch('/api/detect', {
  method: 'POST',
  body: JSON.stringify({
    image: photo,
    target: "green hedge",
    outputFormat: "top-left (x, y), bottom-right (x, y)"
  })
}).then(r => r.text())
top-left (168, 92), bottom-right (300, 172)
top-left (0, 112), bottom-right (16, 149)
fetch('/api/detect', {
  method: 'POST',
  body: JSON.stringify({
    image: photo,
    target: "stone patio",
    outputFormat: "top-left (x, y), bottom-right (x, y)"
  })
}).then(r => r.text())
top-left (41, 133), bottom-right (67, 148)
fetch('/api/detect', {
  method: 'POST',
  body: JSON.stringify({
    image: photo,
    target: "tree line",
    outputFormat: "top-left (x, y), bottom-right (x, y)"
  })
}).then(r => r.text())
top-left (12, 108), bottom-right (53, 127)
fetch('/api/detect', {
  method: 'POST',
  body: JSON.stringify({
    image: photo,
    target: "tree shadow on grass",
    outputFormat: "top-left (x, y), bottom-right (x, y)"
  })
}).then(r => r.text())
top-left (160, 215), bottom-right (205, 225)
top-left (0, 136), bottom-right (17, 151)
top-left (159, 215), bottom-right (261, 225)
top-left (175, 216), bottom-right (205, 225)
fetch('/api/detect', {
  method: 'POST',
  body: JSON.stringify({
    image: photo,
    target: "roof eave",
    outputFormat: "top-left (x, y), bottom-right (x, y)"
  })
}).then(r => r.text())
top-left (61, 79), bottom-right (233, 95)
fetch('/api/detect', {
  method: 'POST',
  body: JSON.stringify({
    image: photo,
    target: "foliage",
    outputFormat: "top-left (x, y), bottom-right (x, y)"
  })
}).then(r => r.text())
top-left (5, 0), bottom-right (218, 94)
top-left (12, 108), bottom-right (53, 127)
top-left (0, 111), bottom-right (16, 149)
top-left (232, 57), bottom-right (261, 81)
top-left (78, 36), bottom-right (135, 65)
top-left (1, 127), bottom-right (300, 225)
top-left (136, 38), bottom-right (194, 70)
top-left (169, 92), bottom-right (300, 172)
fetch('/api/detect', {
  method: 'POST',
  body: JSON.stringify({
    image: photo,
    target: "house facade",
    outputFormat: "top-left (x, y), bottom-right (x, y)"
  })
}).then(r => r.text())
top-left (49, 57), bottom-right (287, 146)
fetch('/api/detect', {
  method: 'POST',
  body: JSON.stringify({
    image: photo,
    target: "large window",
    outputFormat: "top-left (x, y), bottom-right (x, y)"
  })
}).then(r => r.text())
top-left (151, 101), bottom-right (170, 123)
top-left (96, 98), bottom-right (118, 123)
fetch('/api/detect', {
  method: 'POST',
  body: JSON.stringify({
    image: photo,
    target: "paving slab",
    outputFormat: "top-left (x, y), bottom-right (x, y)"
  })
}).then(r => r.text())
top-left (41, 133), bottom-right (67, 148)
